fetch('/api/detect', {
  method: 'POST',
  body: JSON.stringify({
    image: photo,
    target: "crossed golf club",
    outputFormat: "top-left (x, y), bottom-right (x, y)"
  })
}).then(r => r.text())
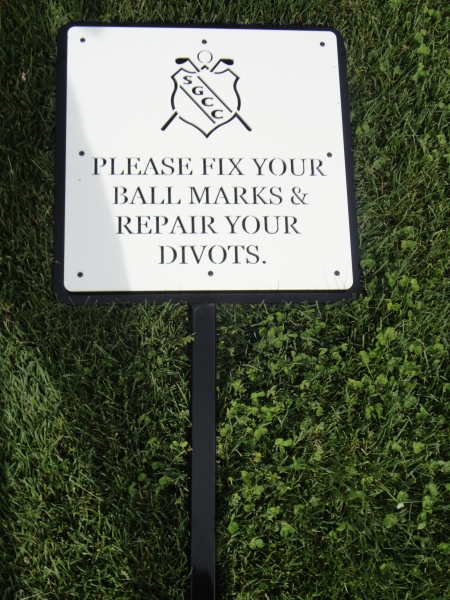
top-left (161, 56), bottom-right (251, 133)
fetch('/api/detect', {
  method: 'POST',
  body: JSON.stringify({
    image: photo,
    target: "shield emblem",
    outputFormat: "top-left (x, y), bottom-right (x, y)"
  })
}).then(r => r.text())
top-left (162, 56), bottom-right (251, 138)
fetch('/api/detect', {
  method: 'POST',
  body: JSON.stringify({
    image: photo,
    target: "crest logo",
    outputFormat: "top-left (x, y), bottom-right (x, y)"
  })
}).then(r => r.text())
top-left (162, 51), bottom-right (251, 138)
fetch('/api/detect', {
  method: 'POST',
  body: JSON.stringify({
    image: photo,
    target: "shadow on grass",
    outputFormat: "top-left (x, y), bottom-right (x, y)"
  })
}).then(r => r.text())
top-left (0, 303), bottom-right (192, 599)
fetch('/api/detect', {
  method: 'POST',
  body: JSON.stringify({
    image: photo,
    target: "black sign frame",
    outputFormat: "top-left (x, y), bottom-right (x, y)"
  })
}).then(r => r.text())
top-left (53, 23), bottom-right (361, 305)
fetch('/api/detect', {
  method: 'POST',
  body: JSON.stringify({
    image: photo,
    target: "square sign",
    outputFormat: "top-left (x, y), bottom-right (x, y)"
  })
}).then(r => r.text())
top-left (54, 24), bottom-right (360, 304)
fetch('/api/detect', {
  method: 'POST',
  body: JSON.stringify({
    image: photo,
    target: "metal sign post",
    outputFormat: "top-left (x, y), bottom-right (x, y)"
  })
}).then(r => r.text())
top-left (54, 24), bottom-right (360, 599)
top-left (191, 304), bottom-right (216, 597)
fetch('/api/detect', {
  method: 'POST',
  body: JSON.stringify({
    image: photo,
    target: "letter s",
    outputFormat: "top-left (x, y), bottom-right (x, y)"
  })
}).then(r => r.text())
top-left (246, 245), bottom-right (259, 264)
top-left (183, 75), bottom-right (192, 85)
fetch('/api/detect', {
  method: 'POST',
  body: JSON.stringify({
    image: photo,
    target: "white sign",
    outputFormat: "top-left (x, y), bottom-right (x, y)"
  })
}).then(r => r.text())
top-left (58, 25), bottom-right (358, 295)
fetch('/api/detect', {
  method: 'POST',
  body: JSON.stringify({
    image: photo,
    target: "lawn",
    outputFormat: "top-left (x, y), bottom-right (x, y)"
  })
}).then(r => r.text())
top-left (1, 0), bottom-right (450, 598)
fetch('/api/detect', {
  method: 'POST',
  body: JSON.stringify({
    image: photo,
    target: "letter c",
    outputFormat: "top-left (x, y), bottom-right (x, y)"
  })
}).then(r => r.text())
top-left (201, 97), bottom-right (214, 107)
top-left (211, 110), bottom-right (223, 119)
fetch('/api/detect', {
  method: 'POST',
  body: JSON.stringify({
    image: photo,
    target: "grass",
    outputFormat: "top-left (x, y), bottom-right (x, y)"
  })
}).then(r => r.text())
top-left (1, 0), bottom-right (450, 598)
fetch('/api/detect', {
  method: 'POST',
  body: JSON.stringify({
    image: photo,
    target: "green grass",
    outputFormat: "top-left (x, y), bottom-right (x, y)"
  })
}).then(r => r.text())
top-left (1, 0), bottom-right (450, 598)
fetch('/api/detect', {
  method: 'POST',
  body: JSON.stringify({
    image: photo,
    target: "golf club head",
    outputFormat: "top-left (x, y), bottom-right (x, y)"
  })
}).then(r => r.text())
top-left (175, 58), bottom-right (189, 64)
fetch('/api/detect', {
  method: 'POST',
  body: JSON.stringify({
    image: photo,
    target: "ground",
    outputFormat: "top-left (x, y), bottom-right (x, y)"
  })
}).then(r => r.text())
top-left (1, 1), bottom-right (449, 598)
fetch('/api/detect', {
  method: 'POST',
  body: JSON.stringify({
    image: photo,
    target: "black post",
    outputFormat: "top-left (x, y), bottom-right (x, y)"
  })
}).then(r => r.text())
top-left (191, 303), bottom-right (216, 599)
